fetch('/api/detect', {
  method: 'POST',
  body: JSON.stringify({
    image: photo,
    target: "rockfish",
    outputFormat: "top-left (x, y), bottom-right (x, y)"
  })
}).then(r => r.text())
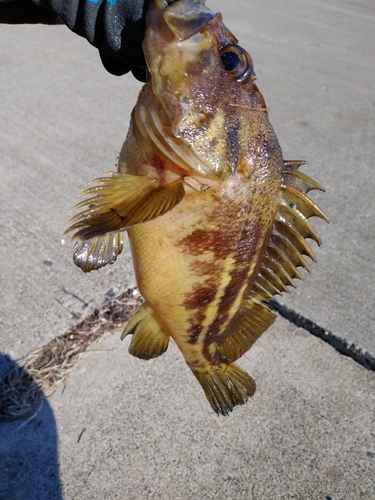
top-left (66, 0), bottom-right (328, 415)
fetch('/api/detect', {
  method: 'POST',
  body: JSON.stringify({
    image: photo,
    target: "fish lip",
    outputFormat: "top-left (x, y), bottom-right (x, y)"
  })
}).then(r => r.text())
top-left (162, 0), bottom-right (215, 41)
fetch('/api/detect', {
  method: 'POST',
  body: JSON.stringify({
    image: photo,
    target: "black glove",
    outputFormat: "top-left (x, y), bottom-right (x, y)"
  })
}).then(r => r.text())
top-left (0, 0), bottom-right (149, 81)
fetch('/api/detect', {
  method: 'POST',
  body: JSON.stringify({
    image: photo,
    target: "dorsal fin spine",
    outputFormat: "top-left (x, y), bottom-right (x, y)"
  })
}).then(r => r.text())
top-left (274, 219), bottom-right (317, 262)
top-left (260, 264), bottom-right (291, 294)
top-left (250, 281), bottom-right (274, 300)
top-left (277, 204), bottom-right (321, 245)
top-left (267, 244), bottom-right (304, 281)
top-left (263, 255), bottom-right (296, 288)
top-left (283, 159), bottom-right (308, 171)
top-left (270, 231), bottom-right (311, 272)
top-left (287, 169), bottom-right (325, 193)
top-left (256, 273), bottom-right (281, 296)
top-left (281, 185), bottom-right (329, 222)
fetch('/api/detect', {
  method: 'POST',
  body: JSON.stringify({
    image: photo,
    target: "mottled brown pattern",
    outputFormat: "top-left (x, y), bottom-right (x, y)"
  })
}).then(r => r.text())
top-left (183, 278), bottom-right (217, 344)
top-left (183, 281), bottom-right (217, 311)
top-left (190, 259), bottom-right (221, 276)
top-left (202, 241), bottom-right (262, 359)
top-left (189, 48), bottom-right (214, 77)
top-left (178, 228), bottom-right (234, 260)
top-left (225, 114), bottom-right (240, 174)
top-left (186, 321), bottom-right (204, 344)
top-left (178, 178), bottom-right (278, 362)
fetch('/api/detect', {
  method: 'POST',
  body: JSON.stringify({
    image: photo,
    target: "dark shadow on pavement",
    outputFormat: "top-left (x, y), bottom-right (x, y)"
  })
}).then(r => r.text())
top-left (0, 353), bottom-right (63, 500)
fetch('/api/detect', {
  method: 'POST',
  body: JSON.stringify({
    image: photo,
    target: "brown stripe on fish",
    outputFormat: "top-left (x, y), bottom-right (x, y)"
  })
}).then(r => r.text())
top-left (178, 228), bottom-right (236, 260)
top-left (182, 258), bottom-right (224, 345)
top-left (201, 216), bottom-right (270, 362)
top-left (177, 176), bottom-right (278, 365)
top-left (179, 224), bottom-right (236, 347)
top-left (224, 113), bottom-right (240, 175)
top-left (183, 279), bottom-right (217, 345)
top-left (190, 259), bottom-right (222, 276)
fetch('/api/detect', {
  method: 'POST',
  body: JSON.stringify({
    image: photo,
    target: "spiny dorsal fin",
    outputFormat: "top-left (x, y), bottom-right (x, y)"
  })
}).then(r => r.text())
top-left (215, 299), bottom-right (277, 363)
top-left (276, 203), bottom-right (321, 245)
top-left (122, 302), bottom-right (170, 360)
top-left (65, 171), bottom-right (184, 241)
top-left (269, 231), bottom-right (311, 272)
top-left (263, 254), bottom-right (296, 289)
top-left (286, 168), bottom-right (325, 193)
top-left (266, 244), bottom-right (304, 281)
top-left (72, 233), bottom-right (123, 273)
top-left (273, 219), bottom-right (317, 262)
top-left (280, 185), bottom-right (329, 222)
top-left (250, 161), bottom-right (329, 304)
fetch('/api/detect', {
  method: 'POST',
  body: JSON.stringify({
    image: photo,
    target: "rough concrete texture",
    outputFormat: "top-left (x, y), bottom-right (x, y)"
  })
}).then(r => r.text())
top-left (0, 0), bottom-right (374, 498)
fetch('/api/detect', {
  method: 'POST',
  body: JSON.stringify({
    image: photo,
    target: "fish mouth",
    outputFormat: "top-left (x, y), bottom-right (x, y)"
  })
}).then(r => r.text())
top-left (163, 0), bottom-right (215, 41)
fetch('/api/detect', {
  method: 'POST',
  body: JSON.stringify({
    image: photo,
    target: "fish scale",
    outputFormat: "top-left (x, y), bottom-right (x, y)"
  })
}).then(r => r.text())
top-left (66, 0), bottom-right (328, 416)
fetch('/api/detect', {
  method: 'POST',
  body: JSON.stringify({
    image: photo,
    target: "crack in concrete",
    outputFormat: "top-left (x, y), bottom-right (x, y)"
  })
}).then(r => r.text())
top-left (269, 300), bottom-right (375, 371)
top-left (0, 289), bottom-right (143, 418)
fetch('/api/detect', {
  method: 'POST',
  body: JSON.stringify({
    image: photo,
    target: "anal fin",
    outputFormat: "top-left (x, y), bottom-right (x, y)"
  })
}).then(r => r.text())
top-left (122, 303), bottom-right (170, 360)
top-left (192, 363), bottom-right (256, 416)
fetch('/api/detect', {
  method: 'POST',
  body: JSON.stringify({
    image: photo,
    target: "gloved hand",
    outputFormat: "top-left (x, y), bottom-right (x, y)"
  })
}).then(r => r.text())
top-left (0, 0), bottom-right (149, 81)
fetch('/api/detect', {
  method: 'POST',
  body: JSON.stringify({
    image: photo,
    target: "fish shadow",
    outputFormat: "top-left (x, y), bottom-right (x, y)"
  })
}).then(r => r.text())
top-left (0, 353), bottom-right (63, 500)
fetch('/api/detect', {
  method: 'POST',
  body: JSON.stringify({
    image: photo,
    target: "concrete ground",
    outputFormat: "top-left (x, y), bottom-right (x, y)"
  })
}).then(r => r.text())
top-left (0, 0), bottom-right (374, 498)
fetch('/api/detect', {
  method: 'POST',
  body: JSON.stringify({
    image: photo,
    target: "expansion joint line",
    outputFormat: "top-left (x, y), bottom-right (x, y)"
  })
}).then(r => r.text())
top-left (269, 300), bottom-right (375, 371)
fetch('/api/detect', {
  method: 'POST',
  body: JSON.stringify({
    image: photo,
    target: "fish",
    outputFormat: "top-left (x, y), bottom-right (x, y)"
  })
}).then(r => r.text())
top-left (65, 0), bottom-right (329, 416)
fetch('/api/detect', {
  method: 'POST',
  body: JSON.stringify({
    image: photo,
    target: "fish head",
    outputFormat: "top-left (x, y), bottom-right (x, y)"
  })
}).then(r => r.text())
top-left (143, 0), bottom-right (277, 180)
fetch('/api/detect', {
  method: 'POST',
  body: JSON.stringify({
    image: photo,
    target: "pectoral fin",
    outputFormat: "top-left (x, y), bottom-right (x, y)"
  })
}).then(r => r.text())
top-left (66, 171), bottom-right (184, 241)
top-left (122, 303), bottom-right (170, 360)
top-left (72, 232), bottom-right (124, 272)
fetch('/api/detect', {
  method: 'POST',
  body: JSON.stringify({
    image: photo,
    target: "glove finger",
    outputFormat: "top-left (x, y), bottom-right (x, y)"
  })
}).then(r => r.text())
top-left (99, 51), bottom-right (131, 77)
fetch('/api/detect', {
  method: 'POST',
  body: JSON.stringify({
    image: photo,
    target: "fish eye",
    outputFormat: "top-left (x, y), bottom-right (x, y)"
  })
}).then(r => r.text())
top-left (219, 44), bottom-right (253, 84)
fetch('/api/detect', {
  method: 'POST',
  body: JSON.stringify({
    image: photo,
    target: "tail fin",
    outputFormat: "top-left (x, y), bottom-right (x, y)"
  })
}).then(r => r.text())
top-left (192, 363), bottom-right (256, 416)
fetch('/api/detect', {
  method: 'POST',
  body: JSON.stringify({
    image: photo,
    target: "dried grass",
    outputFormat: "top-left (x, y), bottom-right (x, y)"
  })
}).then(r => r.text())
top-left (0, 288), bottom-right (143, 419)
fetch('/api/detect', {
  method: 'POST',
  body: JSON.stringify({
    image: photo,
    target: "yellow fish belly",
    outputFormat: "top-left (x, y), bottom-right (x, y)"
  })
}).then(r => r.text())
top-left (125, 170), bottom-right (280, 415)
